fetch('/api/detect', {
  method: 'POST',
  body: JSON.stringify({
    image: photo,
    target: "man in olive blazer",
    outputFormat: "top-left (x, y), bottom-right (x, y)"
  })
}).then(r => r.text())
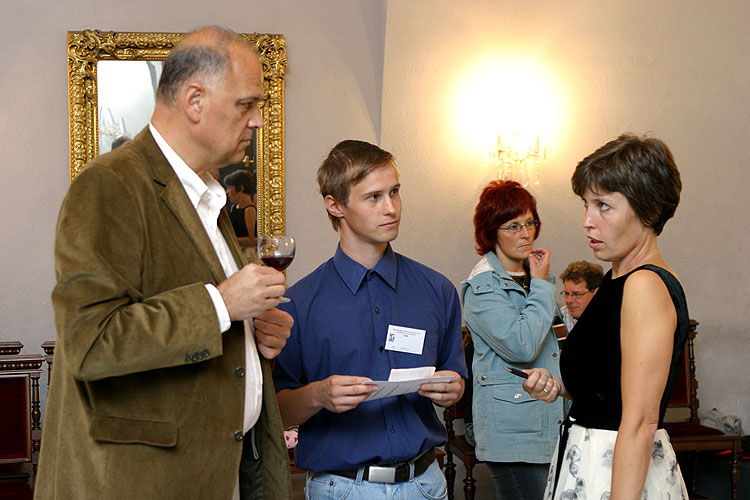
top-left (36, 28), bottom-right (292, 500)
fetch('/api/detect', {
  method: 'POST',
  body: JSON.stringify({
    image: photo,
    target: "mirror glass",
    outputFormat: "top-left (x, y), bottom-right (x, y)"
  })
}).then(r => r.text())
top-left (67, 30), bottom-right (286, 236)
top-left (97, 60), bottom-right (161, 153)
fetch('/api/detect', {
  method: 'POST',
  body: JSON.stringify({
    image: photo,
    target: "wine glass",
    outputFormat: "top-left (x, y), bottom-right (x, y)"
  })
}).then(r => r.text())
top-left (257, 235), bottom-right (295, 303)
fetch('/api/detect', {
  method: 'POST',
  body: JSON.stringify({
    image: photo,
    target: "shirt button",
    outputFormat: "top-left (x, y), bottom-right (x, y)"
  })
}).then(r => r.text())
top-left (375, 307), bottom-right (380, 314)
top-left (234, 431), bottom-right (244, 442)
top-left (557, 419), bottom-right (562, 425)
top-left (552, 352), bottom-right (557, 357)
top-left (235, 367), bottom-right (245, 377)
top-left (480, 376), bottom-right (486, 381)
top-left (514, 393), bottom-right (522, 399)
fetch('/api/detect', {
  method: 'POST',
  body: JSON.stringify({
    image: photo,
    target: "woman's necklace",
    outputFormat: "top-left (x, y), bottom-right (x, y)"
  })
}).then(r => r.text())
top-left (508, 270), bottom-right (530, 291)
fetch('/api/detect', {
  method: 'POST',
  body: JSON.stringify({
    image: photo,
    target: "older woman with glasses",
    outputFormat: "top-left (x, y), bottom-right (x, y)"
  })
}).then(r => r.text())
top-left (462, 180), bottom-right (564, 500)
top-left (523, 134), bottom-right (689, 499)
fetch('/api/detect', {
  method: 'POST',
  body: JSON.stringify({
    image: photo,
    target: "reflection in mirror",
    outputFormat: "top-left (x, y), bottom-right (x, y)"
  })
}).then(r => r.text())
top-left (67, 30), bottom-right (286, 236)
top-left (98, 61), bottom-right (162, 154)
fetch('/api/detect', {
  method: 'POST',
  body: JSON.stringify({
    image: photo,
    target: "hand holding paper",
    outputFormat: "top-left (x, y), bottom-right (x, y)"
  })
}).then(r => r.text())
top-left (363, 366), bottom-right (461, 405)
top-left (315, 375), bottom-right (378, 413)
top-left (418, 369), bottom-right (464, 407)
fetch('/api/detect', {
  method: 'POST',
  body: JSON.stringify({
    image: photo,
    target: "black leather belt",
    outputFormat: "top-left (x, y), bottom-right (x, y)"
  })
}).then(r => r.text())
top-left (326, 447), bottom-right (436, 483)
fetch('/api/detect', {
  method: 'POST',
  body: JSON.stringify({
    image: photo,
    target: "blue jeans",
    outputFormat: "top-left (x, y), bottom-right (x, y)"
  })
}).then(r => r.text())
top-left (486, 462), bottom-right (549, 500)
top-left (305, 460), bottom-right (447, 500)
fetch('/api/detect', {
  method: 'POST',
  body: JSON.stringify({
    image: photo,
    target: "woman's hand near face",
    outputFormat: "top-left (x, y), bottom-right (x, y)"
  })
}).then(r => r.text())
top-left (529, 247), bottom-right (551, 280)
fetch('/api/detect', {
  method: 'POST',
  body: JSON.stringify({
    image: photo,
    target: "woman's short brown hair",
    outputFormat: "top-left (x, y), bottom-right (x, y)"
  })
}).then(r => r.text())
top-left (317, 140), bottom-right (395, 230)
top-left (473, 180), bottom-right (540, 255)
top-left (572, 133), bottom-right (681, 235)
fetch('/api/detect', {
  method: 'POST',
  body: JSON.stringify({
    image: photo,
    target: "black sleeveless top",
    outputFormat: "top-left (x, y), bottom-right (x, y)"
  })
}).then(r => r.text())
top-left (560, 264), bottom-right (690, 429)
top-left (228, 204), bottom-right (256, 238)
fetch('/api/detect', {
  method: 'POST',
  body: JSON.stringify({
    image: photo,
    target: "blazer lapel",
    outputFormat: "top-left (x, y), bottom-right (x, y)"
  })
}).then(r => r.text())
top-left (135, 128), bottom-right (229, 284)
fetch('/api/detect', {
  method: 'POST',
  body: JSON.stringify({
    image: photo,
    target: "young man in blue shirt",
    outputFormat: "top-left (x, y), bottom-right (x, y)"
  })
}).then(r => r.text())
top-left (273, 140), bottom-right (467, 499)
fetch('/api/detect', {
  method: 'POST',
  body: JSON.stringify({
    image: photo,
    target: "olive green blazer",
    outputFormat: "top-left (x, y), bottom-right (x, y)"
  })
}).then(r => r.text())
top-left (35, 129), bottom-right (291, 499)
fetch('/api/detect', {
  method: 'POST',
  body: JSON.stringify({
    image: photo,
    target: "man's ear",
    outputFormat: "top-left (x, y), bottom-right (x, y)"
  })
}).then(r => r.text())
top-left (182, 82), bottom-right (205, 124)
top-left (324, 194), bottom-right (345, 220)
top-left (591, 287), bottom-right (599, 296)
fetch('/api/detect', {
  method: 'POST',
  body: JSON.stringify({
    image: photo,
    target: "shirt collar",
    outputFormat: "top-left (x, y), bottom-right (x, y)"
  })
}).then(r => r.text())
top-left (148, 123), bottom-right (227, 210)
top-left (333, 244), bottom-right (398, 294)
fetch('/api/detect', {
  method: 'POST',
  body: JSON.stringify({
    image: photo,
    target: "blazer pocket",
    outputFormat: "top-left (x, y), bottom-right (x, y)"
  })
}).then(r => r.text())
top-left (89, 414), bottom-right (178, 447)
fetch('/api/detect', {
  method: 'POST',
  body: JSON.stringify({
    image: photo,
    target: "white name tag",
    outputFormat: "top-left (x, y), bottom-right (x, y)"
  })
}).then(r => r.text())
top-left (384, 324), bottom-right (426, 355)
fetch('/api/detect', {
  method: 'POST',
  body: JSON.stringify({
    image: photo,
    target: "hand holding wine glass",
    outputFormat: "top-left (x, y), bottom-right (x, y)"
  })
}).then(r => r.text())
top-left (257, 235), bottom-right (295, 303)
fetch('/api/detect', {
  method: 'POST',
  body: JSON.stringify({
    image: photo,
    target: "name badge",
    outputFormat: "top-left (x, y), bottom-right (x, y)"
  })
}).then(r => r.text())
top-left (384, 325), bottom-right (426, 355)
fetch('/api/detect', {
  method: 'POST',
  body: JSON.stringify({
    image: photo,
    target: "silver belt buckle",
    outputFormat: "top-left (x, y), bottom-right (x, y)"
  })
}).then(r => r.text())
top-left (367, 465), bottom-right (397, 483)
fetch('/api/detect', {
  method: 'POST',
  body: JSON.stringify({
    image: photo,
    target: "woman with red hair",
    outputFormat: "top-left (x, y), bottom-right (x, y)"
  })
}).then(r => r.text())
top-left (462, 180), bottom-right (563, 500)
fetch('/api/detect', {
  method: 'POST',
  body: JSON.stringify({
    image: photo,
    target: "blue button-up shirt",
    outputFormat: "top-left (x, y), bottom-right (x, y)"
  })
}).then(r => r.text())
top-left (273, 244), bottom-right (467, 472)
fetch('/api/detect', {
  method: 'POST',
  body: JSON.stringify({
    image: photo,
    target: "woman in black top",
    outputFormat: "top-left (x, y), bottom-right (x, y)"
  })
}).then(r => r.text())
top-left (225, 169), bottom-right (257, 262)
top-left (522, 134), bottom-right (689, 499)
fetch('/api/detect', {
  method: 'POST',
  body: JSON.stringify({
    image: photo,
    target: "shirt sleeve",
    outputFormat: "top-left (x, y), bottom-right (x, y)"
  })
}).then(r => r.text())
top-left (205, 284), bottom-right (232, 333)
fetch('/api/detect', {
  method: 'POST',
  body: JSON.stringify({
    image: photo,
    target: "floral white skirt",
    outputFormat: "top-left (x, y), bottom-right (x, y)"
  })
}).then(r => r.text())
top-left (544, 424), bottom-right (688, 500)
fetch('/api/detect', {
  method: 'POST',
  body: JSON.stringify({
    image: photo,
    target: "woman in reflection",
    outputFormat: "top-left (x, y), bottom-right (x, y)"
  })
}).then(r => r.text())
top-left (462, 180), bottom-right (563, 500)
top-left (225, 169), bottom-right (257, 262)
top-left (523, 134), bottom-right (689, 499)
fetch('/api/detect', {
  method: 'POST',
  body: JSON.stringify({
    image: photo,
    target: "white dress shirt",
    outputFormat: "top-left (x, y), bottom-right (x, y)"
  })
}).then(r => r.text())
top-left (560, 304), bottom-right (577, 333)
top-left (149, 124), bottom-right (262, 434)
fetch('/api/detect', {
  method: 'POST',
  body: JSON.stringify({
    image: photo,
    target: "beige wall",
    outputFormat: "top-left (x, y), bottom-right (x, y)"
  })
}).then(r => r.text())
top-left (1, 0), bottom-right (747, 426)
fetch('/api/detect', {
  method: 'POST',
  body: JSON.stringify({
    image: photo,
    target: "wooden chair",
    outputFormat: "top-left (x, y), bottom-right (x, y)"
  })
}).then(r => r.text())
top-left (443, 394), bottom-right (482, 500)
top-left (443, 327), bottom-right (482, 500)
top-left (0, 344), bottom-right (44, 498)
top-left (41, 341), bottom-right (56, 387)
top-left (662, 320), bottom-right (743, 500)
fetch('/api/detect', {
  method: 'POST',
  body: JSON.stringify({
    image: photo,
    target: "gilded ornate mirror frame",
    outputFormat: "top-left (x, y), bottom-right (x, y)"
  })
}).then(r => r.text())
top-left (67, 30), bottom-right (286, 236)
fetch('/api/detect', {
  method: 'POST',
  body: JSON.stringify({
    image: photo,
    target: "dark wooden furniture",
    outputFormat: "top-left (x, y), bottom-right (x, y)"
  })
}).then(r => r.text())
top-left (0, 351), bottom-right (45, 496)
top-left (664, 320), bottom-right (743, 500)
top-left (41, 341), bottom-right (55, 387)
top-left (0, 342), bottom-right (24, 356)
top-left (443, 327), bottom-right (481, 500)
top-left (443, 393), bottom-right (481, 500)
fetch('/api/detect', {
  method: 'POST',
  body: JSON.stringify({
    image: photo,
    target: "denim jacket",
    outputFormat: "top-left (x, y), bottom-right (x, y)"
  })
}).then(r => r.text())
top-left (461, 251), bottom-right (564, 463)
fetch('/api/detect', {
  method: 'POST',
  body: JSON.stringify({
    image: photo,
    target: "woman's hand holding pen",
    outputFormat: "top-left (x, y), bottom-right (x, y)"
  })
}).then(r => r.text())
top-left (521, 367), bottom-right (564, 403)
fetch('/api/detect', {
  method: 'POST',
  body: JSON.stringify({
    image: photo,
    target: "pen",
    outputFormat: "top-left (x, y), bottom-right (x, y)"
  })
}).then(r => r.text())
top-left (504, 366), bottom-right (529, 379)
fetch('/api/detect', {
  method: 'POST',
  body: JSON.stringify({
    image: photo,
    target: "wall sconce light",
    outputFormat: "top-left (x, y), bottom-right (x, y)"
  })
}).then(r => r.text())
top-left (490, 133), bottom-right (546, 187)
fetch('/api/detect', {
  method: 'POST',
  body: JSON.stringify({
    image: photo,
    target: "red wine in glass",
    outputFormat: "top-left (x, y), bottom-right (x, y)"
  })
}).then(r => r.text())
top-left (259, 255), bottom-right (293, 271)
top-left (257, 235), bottom-right (295, 302)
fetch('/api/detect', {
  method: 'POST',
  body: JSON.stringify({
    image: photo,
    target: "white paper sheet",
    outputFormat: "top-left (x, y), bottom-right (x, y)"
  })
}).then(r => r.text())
top-left (363, 366), bottom-right (452, 401)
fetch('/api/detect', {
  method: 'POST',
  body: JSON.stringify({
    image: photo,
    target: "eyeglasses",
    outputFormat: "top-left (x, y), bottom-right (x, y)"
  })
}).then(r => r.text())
top-left (560, 290), bottom-right (592, 299)
top-left (498, 220), bottom-right (539, 234)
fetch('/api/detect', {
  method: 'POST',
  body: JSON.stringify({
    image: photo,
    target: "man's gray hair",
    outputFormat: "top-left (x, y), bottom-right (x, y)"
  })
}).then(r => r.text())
top-left (156, 26), bottom-right (252, 104)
